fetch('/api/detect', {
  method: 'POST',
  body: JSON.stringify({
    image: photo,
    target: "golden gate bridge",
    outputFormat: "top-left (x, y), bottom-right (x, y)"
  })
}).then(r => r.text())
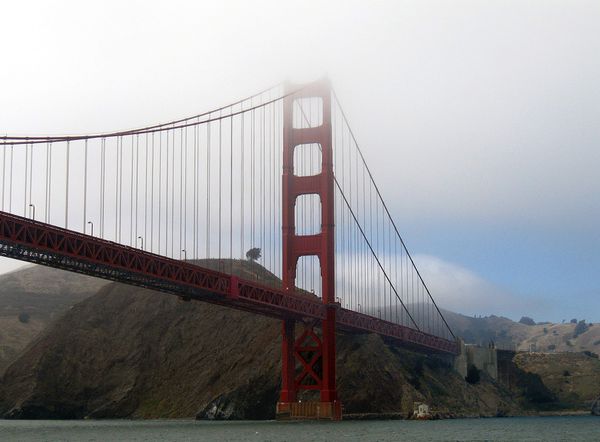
top-left (0, 79), bottom-right (456, 420)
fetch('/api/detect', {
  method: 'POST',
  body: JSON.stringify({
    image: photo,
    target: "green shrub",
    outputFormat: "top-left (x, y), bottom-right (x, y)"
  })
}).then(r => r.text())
top-left (519, 316), bottom-right (536, 326)
top-left (574, 320), bottom-right (589, 338)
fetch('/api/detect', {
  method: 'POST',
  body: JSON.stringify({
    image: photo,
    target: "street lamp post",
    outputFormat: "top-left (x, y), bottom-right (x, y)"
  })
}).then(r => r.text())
top-left (29, 204), bottom-right (35, 220)
top-left (87, 221), bottom-right (94, 236)
top-left (138, 236), bottom-right (144, 251)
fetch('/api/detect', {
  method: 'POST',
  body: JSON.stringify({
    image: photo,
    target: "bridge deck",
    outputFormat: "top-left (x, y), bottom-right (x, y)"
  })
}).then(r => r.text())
top-left (0, 211), bottom-right (457, 355)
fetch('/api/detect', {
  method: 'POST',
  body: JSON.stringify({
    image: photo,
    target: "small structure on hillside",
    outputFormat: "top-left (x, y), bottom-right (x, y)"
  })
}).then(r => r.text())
top-left (413, 402), bottom-right (431, 420)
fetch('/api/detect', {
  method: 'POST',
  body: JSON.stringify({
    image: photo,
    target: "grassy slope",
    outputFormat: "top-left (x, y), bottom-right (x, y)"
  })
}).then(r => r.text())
top-left (0, 265), bottom-right (107, 374)
top-left (515, 352), bottom-right (600, 409)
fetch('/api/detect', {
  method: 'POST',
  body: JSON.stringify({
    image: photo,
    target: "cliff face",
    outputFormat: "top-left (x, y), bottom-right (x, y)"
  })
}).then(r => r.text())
top-left (0, 270), bottom-right (525, 419)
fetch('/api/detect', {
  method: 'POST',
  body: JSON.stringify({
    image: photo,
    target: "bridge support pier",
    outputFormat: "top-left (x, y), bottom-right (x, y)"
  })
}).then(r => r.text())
top-left (276, 315), bottom-right (341, 420)
top-left (277, 79), bottom-right (341, 420)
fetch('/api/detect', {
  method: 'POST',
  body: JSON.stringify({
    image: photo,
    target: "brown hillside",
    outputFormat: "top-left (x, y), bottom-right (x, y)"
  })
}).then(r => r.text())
top-left (515, 352), bottom-right (600, 409)
top-left (442, 310), bottom-right (600, 353)
top-left (0, 264), bottom-right (107, 374)
top-left (0, 260), bottom-right (526, 419)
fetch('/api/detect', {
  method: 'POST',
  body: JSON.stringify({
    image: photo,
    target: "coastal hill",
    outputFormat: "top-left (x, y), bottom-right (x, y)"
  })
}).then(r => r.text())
top-left (0, 260), bottom-right (533, 419)
top-left (0, 261), bottom-right (597, 418)
top-left (442, 310), bottom-right (600, 353)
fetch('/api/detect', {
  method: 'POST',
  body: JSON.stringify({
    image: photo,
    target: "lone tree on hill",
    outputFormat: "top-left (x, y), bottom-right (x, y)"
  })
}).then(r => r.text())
top-left (246, 247), bottom-right (261, 262)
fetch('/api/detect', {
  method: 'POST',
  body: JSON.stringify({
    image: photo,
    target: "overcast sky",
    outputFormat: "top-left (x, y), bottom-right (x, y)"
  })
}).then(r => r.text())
top-left (1, 0), bottom-right (599, 322)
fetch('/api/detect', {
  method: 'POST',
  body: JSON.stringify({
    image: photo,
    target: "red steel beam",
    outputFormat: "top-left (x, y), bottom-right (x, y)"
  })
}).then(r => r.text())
top-left (0, 210), bottom-right (457, 355)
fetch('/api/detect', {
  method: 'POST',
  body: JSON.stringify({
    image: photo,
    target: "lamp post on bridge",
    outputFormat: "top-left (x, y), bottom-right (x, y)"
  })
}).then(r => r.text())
top-left (87, 221), bottom-right (94, 236)
top-left (137, 236), bottom-right (144, 251)
top-left (28, 204), bottom-right (35, 221)
top-left (181, 249), bottom-right (186, 261)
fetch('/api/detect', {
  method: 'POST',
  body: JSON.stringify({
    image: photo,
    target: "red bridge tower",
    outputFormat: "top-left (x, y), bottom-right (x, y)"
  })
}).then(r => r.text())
top-left (277, 80), bottom-right (341, 420)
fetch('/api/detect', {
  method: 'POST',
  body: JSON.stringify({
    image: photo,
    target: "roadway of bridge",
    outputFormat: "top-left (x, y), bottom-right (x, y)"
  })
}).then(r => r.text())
top-left (0, 210), bottom-right (457, 355)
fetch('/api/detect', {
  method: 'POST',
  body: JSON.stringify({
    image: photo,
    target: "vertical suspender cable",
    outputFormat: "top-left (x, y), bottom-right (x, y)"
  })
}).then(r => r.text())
top-left (100, 139), bottom-right (105, 237)
top-left (29, 143), bottom-right (34, 218)
top-left (180, 128), bottom-right (183, 258)
top-left (9, 146), bottom-right (13, 213)
top-left (44, 142), bottom-right (49, 222)
top-left (83, 139), bottom-right (88, 232)
top-left (1, 144), bottom-right (5, 211)
top-left (261, 106), bottom-right (265, 268)
top-left (115, 137), bottom-right (120, 241)
top-left (171, 129), bottom-right (175, 258)
top-left (206, 119), bottom-right (211, 259)
top-left (150, 133), bottom-right (155, 252)
top-left (184, 127), bottom-right (188, 259)
top-left (240, 107), bottom-right (245, 259)
top-left (135, 135), bottom-right (139, 246)
top-left (65, 141), bottom-right (70, 228)
top-left (144, 134), bottom-right (148, 249)
top-left (193, 122), bottom-right (198, 258)
top-left (158, 132), bottom-right (162, 254)
top-left (165, 130), bottom-right (170, 256)
top-left (130, 136), bottom-right (134, 245)
top-left (218, 112), bottom-right (222, 263)
top-left (229, 114), bottom-right (233, 269)
top-left (251, 107), bottom-right (255, 265)
top-left (24, 143), bottom-right (29, 216)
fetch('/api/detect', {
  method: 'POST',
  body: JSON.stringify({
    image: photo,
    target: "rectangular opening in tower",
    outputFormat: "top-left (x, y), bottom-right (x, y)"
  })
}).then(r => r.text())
top-left (295, 255), bottom-right (322, 298)
top-left (292, 97), bottom-right (323, 129)
top-left (294, 193), bottom-right (321, 236)
top-left (293, 143), bottom-right (322, 177)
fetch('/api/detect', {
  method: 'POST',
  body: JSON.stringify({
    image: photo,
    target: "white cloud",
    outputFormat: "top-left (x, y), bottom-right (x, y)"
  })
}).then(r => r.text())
top-left (412, 254), bottom-right (543, 319)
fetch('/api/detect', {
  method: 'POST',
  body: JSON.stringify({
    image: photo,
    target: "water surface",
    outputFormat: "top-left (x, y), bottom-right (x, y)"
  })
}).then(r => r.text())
top-left (0, 416), bottom-right (598, 441)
